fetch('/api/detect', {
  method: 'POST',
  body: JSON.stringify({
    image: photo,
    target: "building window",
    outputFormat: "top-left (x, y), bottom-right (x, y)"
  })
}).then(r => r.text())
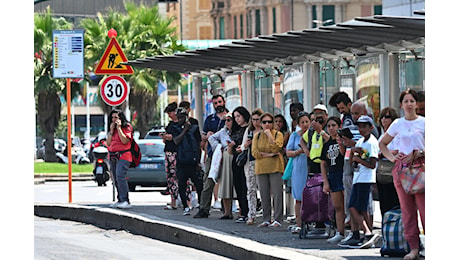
top-left (198, 0), bottom-right (210, 10)
top-left (312, 5), bottom-right (317, 28)
top-left (200, 26), bottom-right (211, 39)
top-left (323, 5), bottom-right (335, 24)
top-left (219, 17), bottom-right (225, 39)
top-left (374, 5), bottom-right (382, 15)
top-left (234, 16), bottom-right (237, 39)
top-left (272, 7), bottom-right (276, 33)
top-left (255, 9), bottom-right (261, 36)
top-left (240, 14), bottom-right (243, 38)
top-left (247, 13), bottom-right (251, 37)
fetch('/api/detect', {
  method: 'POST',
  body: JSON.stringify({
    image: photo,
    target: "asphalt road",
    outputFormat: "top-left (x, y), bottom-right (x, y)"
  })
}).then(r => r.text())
top-left (34, 216), bottom-right (231, 259)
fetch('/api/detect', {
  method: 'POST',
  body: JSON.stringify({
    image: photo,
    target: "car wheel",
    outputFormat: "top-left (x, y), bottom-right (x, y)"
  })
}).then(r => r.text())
top-left (128, 184), bottom-right (136, 192)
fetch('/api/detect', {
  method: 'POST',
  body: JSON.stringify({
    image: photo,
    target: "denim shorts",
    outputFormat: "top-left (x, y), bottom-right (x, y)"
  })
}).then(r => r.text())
top-left (348, 183), bottom-right (371, 213)
top-left (327, 171), bottom-right (344, 192)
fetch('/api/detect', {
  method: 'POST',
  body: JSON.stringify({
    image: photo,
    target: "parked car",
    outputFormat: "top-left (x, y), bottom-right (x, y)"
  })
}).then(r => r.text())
top-left (126, 139), bottom-right (167, 191)
top-left (144, 127), bottom-right (165, 139)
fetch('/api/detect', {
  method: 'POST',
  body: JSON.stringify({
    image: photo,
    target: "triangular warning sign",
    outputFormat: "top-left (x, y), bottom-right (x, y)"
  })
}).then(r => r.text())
top-left (94, 37), bottom-right (134, 75)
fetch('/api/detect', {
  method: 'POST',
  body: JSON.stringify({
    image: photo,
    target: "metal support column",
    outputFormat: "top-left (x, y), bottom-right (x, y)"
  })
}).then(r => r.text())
top-left (389, 54), bottom-right (401, 109)
top-left (243, 71), bottom-right (255, 110)
top-left (304, 62), bottom-right (320, 111)
top-left (193, 76), bottom-right (203, 128)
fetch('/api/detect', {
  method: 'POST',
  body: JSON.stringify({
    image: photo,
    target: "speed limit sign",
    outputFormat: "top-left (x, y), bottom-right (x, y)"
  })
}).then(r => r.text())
top-left (100, 75), bottom-right (129, 106)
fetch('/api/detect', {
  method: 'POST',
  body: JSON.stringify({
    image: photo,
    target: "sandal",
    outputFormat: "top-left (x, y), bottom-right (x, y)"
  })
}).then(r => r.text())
top-left (257, 221), bottom-right (271, 227)
top-left (269, 220), bottom-right (281, 228)
top-left (246, 218), bottom-right (255, 225)
top-left (291, 226), bottom-right (301, 234)
top-left (164, 205), bottom-right (177, 210)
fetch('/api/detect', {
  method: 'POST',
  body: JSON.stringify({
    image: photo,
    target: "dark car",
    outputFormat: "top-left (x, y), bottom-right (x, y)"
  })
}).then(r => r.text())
top-left (126, 139), bottom-right (167, 191)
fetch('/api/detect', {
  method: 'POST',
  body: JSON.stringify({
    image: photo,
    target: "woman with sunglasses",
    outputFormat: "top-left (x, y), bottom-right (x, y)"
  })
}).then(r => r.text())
top-left (285, 111), bottom-right (311, 233)
top-left (252, 112), bottom-right (285, 228)
top-left (209, 112), bottom-right (236, 219)
top-left (376, 107), bottom-right (400, 217)
top-left (241, 108), bottom-right (264, 225)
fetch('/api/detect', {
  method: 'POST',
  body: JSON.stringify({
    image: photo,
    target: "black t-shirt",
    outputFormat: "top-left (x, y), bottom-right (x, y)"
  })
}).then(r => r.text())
top-left (164, 121), bottom-right (178, 153)
top-left (320, 138), bottom-right (344, 173)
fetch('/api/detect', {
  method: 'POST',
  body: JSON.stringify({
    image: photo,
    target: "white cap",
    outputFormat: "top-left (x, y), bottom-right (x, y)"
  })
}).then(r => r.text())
top-left (313, 104), bottom-right (328, 113)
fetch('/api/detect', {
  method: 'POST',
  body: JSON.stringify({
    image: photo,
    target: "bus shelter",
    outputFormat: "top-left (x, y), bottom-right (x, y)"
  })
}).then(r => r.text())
top-left (124, 14), bottom-right (425, 127)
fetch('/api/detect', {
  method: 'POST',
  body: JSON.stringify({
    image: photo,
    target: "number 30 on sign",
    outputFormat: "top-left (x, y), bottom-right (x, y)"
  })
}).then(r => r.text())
top-left (100, 75), bottom-right (129, 106)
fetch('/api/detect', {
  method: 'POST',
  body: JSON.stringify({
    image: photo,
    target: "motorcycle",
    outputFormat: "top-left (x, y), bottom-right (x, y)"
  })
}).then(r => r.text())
top-left (56, 146), bottom-right (91, 164)
top-left (92, 145), bottom-right (110, 186)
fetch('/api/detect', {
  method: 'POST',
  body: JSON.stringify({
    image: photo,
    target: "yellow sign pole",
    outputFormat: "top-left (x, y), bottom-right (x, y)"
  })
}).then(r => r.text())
top-left (67, 78), bottom-right (73, 203)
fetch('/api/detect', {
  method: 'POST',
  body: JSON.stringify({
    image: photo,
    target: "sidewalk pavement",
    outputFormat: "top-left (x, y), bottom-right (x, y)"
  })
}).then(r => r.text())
top-left (34, 198), bottom-right (386, 260)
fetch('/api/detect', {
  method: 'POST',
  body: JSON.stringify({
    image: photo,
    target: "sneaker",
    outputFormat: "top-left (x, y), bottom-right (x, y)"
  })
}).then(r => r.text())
top-left (338, 237), bottom-right (363, 249)
top-left (116, 201), bottom-right (132, 209)
top-left (235, 216), bottom-right (248, 223)
top-left (193, 210), bottom-right (209, 218)
top-left (360, 233), bottom-right (380, 249)
top-left (110, 202), bottom-right (120, 208)
top-left (191, 191), bottom-right (199, 208)
top-left (183, 207), bottom-right (191, 216)
top-left (327, 232), bottom-right (345, 243)
top-left (212, 200), bottom-right (222, 209)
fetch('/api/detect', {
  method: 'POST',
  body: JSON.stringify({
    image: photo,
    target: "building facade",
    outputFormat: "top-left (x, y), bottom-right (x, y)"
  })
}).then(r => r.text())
top-left (166, 0), bottom-right (382, 40)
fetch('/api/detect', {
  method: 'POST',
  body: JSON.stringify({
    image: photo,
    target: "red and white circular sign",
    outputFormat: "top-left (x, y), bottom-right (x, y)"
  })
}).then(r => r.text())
top-left (100, 75), bottom-right (129, 106)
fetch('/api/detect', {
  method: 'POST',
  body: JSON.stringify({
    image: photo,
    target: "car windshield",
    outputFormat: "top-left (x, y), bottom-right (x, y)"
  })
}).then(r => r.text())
top-left (139, 143), bottom-right (164, 157)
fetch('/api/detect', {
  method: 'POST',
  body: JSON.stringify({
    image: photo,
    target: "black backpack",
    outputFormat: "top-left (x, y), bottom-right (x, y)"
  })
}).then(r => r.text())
top-left (175, 124), bottom-right (201, 164)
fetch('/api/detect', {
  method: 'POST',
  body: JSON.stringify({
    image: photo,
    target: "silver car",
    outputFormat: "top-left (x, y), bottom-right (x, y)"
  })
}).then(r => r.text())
top-left (126, 139), bottom-right (167, 191)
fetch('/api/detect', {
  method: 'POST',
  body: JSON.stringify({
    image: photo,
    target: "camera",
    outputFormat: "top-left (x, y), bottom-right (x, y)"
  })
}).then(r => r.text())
top-left (247, 133), bottom-right (253, 140)
top-left (337, 128), bottom-right (353, 139)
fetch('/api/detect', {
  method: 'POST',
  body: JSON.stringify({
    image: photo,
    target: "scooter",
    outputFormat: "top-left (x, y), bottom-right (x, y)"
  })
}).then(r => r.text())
top-left (92, 145), bottom-right (110, 186)
top-left (56, 146), bottom-right (91, 164)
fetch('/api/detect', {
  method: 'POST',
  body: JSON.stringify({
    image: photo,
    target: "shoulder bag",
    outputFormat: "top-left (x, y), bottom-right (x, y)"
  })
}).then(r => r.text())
top-left (398, 157), bottom-right (425, 194)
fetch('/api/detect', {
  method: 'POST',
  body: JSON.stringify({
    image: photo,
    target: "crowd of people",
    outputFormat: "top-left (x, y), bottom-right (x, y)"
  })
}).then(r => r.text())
top-left (107, 90), bottom-right (425, 260)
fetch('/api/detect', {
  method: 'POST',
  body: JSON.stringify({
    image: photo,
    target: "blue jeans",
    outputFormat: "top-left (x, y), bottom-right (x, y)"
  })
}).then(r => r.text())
top-left (110, 158), bottom-right (130, 203)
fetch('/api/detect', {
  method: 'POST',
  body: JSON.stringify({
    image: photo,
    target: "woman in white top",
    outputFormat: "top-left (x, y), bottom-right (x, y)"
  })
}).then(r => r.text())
top-left (379, 89), bottom-right (425, 260)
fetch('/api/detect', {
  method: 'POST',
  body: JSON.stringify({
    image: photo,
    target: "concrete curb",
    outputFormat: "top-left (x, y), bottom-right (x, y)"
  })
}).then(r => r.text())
top-left (34, 203), bottom-right (322, 260)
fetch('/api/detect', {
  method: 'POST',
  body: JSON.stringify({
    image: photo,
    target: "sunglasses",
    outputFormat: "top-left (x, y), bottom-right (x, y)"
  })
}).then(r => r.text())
top-left (381, 115), bottom-right (392, 119)
top-left (252, 118), bottom-right (260, 121)
top-left (225, 118), bottom-right (233, 122)
top-left (262, 120), bottom-right (273, 124)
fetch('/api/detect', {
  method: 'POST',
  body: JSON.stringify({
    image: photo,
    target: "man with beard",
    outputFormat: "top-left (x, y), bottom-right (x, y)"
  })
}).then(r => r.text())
top-left (194, 95), bottom-right (229, 218)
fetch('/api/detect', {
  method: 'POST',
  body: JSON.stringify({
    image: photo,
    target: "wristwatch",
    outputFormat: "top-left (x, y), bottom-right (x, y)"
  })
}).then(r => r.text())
top-left (419, 150), bottom-right (424, 157)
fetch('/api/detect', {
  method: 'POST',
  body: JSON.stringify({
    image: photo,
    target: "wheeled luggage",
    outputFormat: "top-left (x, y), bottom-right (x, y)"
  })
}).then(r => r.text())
top-left (380, 208), bottom-right (410, 257)
top-left (299, 173), bottom-right (334, 239)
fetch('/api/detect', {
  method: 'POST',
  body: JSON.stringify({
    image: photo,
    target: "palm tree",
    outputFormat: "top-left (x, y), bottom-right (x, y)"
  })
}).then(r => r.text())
top-left (34, 7), bottom-right (80, 162)
top-left (81, 2), bottom-right (186, 137)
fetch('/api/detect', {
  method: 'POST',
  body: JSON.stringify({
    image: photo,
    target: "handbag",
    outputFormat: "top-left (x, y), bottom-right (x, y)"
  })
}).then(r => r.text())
top-left (398, 157), bottom-right (425, 194)
top-left (377, 160), bottom-right (395, 184)
top-left (282, 158), bottom-right (293, 180)
top-left (236, 149), bottom-right (248, 167)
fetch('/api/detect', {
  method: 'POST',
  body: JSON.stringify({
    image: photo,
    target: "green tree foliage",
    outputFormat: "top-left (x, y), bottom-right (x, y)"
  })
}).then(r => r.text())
top-left (34, 6), bottom-right (80, 162)
top-left (80, 2), bottom-right (186, 137)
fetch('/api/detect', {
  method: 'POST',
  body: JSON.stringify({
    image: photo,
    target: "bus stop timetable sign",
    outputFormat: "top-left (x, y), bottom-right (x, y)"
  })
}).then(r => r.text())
top-left (52, 30), bottom-right (84, 78)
